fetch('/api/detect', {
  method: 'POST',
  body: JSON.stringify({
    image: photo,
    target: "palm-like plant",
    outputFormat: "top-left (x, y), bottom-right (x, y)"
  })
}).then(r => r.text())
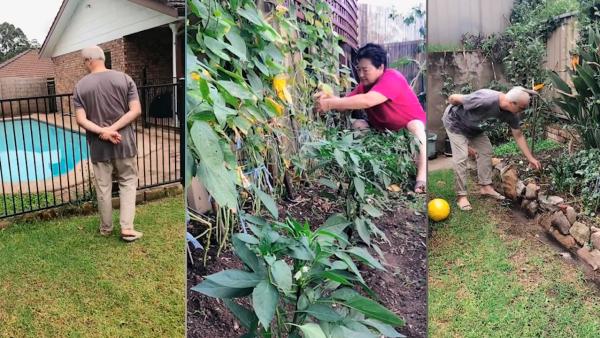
top-left (549, 28), bottom-right (600, 149)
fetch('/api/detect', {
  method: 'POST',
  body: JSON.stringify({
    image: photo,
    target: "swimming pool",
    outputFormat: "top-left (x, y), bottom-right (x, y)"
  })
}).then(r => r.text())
top-left (0, 119), bottom-right (88, 183)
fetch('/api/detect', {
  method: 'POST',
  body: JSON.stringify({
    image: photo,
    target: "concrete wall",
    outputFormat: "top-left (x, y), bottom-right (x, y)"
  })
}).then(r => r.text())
top-left (427, 51), bottom-right (504, 150)
top-left (428, 0), bottom-right (514, 46)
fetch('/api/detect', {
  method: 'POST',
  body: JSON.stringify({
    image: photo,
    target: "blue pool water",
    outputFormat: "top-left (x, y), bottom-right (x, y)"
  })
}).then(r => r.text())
top-left (0, 119), bottom-right (88, 182)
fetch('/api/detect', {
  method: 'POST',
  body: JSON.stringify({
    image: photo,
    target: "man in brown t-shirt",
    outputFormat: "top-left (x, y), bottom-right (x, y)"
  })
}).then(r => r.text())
top-left (74, 45), bottom-right (142, 241)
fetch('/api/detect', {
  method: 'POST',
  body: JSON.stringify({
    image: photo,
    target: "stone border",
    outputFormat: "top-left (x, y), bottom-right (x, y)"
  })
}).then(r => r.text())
top-left (493, 159), bottom-right (600, 270)
top-left (0, 183), bottom-right (182, 229)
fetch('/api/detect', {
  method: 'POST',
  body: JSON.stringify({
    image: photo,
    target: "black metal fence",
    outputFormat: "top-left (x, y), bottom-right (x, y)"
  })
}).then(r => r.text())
top-left (0, 81), bottom-right (183, 219)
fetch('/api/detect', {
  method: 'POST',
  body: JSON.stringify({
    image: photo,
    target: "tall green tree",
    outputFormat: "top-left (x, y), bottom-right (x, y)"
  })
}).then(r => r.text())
top-left (0, 22), bottom-right (31, 63)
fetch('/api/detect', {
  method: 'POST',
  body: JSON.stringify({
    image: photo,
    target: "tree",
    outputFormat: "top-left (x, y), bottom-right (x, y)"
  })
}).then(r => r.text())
top-left (0, 22), bottom-right (31, 63)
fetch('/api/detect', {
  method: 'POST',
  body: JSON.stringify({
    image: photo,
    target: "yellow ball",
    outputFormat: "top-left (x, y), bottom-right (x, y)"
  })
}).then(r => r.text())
top-left (428, 198), bottom-right (450, 222)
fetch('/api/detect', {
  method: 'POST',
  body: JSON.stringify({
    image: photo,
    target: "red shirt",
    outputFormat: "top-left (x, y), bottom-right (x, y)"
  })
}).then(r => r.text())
top-left (347, 69), bottom-right (426, 130)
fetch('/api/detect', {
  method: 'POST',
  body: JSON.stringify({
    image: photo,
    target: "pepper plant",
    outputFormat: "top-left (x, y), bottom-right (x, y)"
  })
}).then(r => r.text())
top-left (192, 214), bottom-right (405, 337)
top-left (298, 129), bottom-right (418, 248)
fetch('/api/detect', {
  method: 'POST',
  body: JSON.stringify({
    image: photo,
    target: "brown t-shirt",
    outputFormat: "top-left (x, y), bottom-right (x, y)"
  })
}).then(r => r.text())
top-left (73, 70), bottom-right (139, 163)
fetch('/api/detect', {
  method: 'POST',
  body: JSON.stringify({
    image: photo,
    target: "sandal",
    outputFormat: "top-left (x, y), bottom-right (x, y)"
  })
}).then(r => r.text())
top-left (457, 198), bottom-right (472, 211)
top-left (414, 180), bottom-right (426, 194)
top-left (481, 191), bottom-right (506, 200)
top-left (99, 228), bottom-right (112, 237)
top-left (121, 230), bottom-right (143, 242)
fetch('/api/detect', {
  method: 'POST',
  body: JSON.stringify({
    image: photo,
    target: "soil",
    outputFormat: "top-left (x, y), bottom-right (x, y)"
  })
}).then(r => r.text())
top-left (493, 202), bottom-right (600, 289)
top-left (487, 144), bottom-right (600, 288)
top-left (186, 185), bottom-right (428, 338)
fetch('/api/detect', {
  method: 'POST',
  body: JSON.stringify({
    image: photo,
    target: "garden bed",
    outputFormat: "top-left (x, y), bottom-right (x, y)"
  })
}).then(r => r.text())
top-left (489, 140), bottom-right (600, 277)
top-left (186, 185), bottom-right (427, 338)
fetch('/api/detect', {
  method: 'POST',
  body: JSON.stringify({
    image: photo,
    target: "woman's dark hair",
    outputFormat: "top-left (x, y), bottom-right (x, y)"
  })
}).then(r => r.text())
top-left (356, 43), bottom-right (387, 68)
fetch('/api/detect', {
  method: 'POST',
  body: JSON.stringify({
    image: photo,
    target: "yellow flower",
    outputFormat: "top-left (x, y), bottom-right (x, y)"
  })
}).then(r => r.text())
top-left (272, 74), bottom-right (293, 105)
top-left (190, 72), bottom-right (201, 81)
top-left (571, 54), bottom-right (580, 70)
top-left (275, 4), bottom-right (288, 13)
top-left (533, 83), bottom-right (544, 91)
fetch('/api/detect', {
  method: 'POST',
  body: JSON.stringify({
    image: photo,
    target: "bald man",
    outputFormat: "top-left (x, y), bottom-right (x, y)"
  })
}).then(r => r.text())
top-left (74, 46), bottom-right (143, 241)
top-left (443, 87), bottom-right (541, 211)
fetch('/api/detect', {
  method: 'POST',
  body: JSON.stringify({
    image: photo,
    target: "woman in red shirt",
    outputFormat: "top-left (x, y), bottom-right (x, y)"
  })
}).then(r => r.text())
top-left (315, 43), bottom-right (427, 193)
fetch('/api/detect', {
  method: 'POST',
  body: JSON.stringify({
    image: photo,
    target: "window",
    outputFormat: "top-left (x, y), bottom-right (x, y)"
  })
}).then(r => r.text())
top-left (104, 51), bottom-right (112, 69)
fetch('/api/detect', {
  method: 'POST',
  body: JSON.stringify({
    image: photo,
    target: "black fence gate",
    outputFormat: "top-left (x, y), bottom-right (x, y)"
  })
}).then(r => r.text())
top-left (0, 80), bottom-right (184, 219)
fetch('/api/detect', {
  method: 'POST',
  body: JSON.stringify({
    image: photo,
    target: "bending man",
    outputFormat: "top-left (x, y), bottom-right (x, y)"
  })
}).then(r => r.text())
top-left (443, 87), bottom-right (541, 211)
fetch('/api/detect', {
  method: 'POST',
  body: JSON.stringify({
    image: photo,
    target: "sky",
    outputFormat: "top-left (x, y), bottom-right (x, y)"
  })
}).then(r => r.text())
top-left (0, 0), bottom-right (425, 44)
top-left (358, 0), bottom-right (425, 15)
top-left (0, 0), bottom-right (63, 43)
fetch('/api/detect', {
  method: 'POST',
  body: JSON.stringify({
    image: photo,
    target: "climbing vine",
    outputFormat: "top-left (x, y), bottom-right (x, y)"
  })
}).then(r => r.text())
top-left (186, 0), bottom-right (352, 254)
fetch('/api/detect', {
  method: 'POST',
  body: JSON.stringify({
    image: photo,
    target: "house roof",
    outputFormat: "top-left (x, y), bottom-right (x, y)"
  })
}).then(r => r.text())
top-left (0, 49), bottom-right (55, 78)
top-left (40, 0), bottom-right (181, 58)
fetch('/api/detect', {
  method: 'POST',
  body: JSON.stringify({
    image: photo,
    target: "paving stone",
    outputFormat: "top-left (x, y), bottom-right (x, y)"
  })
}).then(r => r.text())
top-left (565, 206), bottom-right (577, 225)
top-left (577, 247), bottom-right (600, 270)
top-left (525, 183), bottom-right (539, 200)
top-left (569, 221), bottom-right (591, 246)
top-left (551, 211), bottom-right (571, 235)
top-left (551, 229), bottom-right (577, 250)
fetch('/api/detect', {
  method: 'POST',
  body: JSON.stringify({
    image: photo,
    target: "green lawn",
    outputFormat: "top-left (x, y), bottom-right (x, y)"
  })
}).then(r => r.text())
top-left (428, 170), bottom-right (600, 338)
top-left (0, 195), bottom-right (185, 338)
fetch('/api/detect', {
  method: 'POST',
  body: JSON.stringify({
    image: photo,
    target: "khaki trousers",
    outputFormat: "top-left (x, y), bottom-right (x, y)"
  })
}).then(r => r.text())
top-left (446, 129), bottom-right (493, 196)
top-left (92, 156), bottom-right (138, 231)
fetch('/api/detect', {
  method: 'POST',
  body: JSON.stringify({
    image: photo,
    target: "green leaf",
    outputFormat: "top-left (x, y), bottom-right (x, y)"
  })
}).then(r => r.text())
top-left (354, 218), bottom-right (371, 246)
top-left (333, 148), bottom-right (346, 167)
top-left (254, 188), bottom-right (279, 219)
top-left (189, 121), bottom-right (223, 168)
top-left (236, 233), bottom-right (260, 245)
top-left (346, 247), bottom-right (385, 270)
top-left (321, 270), bottom-right (354, 286)
top-left (318, 178), bottom-right (339, 190)
top-left (225, 28), bottom-right (247, 61)
top-left (303, 304), bottom-right (343, 322)
top-left (232, 235), bottom-right (262, 273)
top-left (237, 5), bottom-right (264, 26)
top-left (195, 158), bottom-right (238, 211)
top-left (206, 270), bottom-right (263, 288)
top-left (247, 70), bottom-right (264, 99)
top-left (270, 260), bottom-right (292, 292)
top-left (331, 325), bottom-right (378, 338)
top-left (242, 214), bottom-right (268, 226)
top-left (218, 81), bottom-right (254, 100)
top-left (549, 71), bottom-right (571, 93)
top-left (354, 177), bottom-right (365, 198)
top-left (361, 319), bottom-right (404, 337)
top-left (203, 36), bottom-right (230, 61)
top-left (224, 299), bottom-right (258, 330)
top-left (362, 204), bottom-right (383, 218)
top-left (297, 323), bottom-right (327, 338)
top-left (252, 280), bottom-right (279, 329)
top-left (338, 294), bottom-right (404, 326)
top-left (335, 252), bottom-right (364, 283)
top-left (191, 279), bottom-right (253, 299)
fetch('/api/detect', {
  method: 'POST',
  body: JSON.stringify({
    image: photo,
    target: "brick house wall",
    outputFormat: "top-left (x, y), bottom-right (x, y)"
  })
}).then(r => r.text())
top-left (52, 38), bottom-right (126, 95)
top-left (52, 27), bottom-right (173, 95)
top-left (124, 26), bottom-right (173, 85)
